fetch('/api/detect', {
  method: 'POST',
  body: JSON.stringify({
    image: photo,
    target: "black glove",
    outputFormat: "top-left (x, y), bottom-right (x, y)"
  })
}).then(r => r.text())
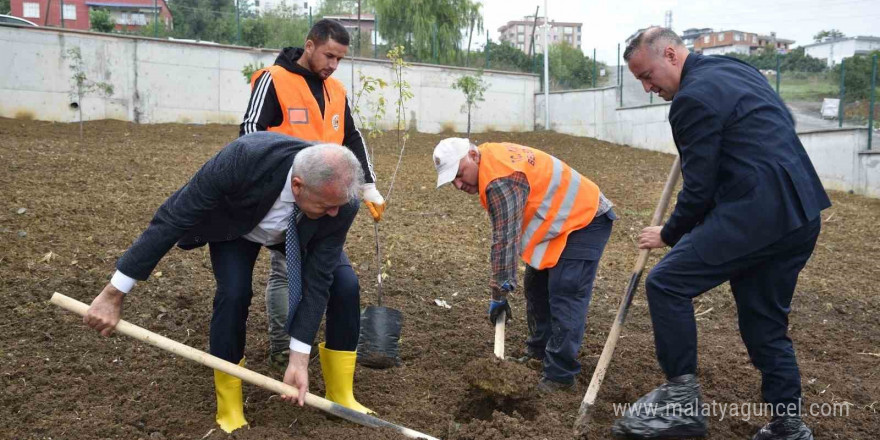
top-left (488, 298), bottom-right (512, 325)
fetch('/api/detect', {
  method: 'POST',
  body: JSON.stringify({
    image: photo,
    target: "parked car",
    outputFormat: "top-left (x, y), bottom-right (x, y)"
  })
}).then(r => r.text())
top-left (0, 14), bottom-right (39, 26)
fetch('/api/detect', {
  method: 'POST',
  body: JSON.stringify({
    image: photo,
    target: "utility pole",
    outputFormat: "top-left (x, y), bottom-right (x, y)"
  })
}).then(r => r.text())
top-left (356, 0), bottom-right (362, 57)
top-left (869, 54), bottom-right (877, 150)
top-left (529, 6), bottom-right (539, 73)
top-left (235, 0), bottom-right (241, 45)
top-left (485, 30), bottom-right (489, 69)
top-left (592, 48), bottom-right (597, 88)
top-left (839, 59), bottom-right (845, 128)
top-left (543, 0), bottom-right (549, 129)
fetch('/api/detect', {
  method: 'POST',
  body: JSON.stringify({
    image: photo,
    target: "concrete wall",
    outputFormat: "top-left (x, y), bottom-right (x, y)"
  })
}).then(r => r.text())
top-left (536, 86), bottom-right (675, 154)
top-left (799, 128), bottom-right (880, 198)
top-left (537, 86), bottom-right (880, 197)
top-left (0, 25), bottom-right (538, 133)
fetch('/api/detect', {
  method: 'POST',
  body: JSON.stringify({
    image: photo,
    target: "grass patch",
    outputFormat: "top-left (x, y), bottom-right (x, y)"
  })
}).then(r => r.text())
top-left (776, 74), bottom-right (839, 101)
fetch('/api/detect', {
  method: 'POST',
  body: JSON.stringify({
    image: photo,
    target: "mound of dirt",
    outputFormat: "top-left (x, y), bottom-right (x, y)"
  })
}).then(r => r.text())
top-left (463, 357), bottom-right (538, 398)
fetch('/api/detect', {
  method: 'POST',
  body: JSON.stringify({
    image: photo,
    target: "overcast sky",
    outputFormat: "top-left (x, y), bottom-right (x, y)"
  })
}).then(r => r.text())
top-left (479, 0), bottom-right (879, 64)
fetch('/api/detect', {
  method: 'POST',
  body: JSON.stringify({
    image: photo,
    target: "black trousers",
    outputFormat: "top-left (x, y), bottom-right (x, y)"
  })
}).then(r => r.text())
top-left (646, 217), bottom-right (821, 409)
top-left (524, 210), bottom-right (615, 384)
top-left (207, 237), bottom-right (360, 363)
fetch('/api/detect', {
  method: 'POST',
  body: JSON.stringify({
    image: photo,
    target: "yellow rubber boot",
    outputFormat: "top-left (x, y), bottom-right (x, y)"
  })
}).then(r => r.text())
top-left (318, 342), bottom-right (374, 414)
top-left (214, 358), bottom-right (248, 433)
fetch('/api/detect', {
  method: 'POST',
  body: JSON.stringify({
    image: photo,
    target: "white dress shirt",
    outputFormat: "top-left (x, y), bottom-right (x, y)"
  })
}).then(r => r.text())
top-left (110, 166), bottom-right (312, 354)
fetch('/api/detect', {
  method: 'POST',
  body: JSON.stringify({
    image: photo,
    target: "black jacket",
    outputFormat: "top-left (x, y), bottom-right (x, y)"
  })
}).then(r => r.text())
top-left (116, 132), bottom-right (358, 345)
top-left (661, 53), bottom-right (831, 264)
top-left (239, 47), bottom-right (375, 184)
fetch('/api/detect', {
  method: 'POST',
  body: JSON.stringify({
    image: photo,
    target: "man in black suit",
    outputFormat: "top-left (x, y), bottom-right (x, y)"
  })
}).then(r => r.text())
top-left (84, 132), bottom-right (365, 432)
top-left (612, 28), bottom-right (829, 440)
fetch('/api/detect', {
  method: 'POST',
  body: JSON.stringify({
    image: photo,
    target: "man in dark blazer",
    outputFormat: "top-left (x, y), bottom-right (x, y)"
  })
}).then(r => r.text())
top-left (83, 132), bottom-right (365, 432)
top-left (612, 28), bottom-right (830, 440)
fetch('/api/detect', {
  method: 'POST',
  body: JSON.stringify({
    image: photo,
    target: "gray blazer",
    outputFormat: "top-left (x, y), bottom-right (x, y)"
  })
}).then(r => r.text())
top-left (116, 131), bottom-right (358, 345)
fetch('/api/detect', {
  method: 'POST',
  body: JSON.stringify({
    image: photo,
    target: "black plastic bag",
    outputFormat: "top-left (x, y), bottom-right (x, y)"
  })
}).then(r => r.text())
top-left (357, 305), bottom-right (402, 369)
top-left (611, 375), bottom-right (707, 438)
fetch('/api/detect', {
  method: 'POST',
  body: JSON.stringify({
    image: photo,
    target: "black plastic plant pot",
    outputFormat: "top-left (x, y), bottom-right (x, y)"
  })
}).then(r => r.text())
top-left (357, 305), bottom-right (403, 369)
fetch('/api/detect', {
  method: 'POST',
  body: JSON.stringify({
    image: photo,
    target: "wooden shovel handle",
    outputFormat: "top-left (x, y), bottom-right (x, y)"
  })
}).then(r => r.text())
top-left (580, 156), bottom-right (681, 408)
top-left (50, 292), bottom-right (439, 440)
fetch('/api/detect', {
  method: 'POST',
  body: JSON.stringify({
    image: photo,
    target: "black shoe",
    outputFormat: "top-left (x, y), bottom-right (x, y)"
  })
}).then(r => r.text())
top-left (752, 416), bottom-right (813, 440)
top-left (611, 374), bottom-right (708, 438)
top-left (536, 376), bottom-right (575, 394)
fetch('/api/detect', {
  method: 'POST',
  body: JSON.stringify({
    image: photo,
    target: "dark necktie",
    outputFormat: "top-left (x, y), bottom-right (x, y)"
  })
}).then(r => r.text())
top-left (285, 205), bottom-right (303, 322)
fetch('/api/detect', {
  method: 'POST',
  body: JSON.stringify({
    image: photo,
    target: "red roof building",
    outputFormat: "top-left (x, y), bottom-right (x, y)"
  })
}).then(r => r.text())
top-left (9, 0), bottom-right (172, 32)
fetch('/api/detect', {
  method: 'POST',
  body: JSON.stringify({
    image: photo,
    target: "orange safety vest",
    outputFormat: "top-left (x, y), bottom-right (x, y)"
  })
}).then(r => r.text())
top-left (250, 65), bottom-right (346, 144)
top-left (478, 142), bottom-right (600, 270)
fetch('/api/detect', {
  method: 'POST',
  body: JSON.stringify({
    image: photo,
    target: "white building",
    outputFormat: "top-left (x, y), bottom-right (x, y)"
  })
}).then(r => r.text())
top-left (802, 36), bottom-right (880, 67)
top-left (256, 0), bottom-right (307, 16)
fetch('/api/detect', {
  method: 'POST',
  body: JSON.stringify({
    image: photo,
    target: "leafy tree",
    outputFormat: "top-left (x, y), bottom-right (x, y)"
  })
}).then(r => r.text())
top-left (89, 9), bottom-right (115, 33)
top-left (481, 41), bottom-right (532, 72)
top-left (462, 1), bottom-right (483, 66)
top-left (813, 29), bottom-right (845, 42)
top-left (257, 3), bottom-right (310, 49)
top-left (240, 61), bottom-right (265, 83)
top-left (168, 0), bottom-right (237, 43)
top-left (782, 47), bottom-right (827, 72)
top-left (66, 47), bottom-right (114, 138)
top-left (451, 72), bottom-right (487, 138)
top-left (134, 15), bottom-right (175, 38)
top-left (1, 0), bottom-right (11, 14)
top-left (832, 51), bottom-right (880, 100)
top-left (726, 46), bottom-right (825, 73)
top-left (241, 16), bottom-right (269, 47)
top-left (387, 45), bottom-right (413, 144)
top-left (374, 0), bottom-right (482, 63)
top-left (351, 71), bottom-right (387, 142)
top-left (318, 0), bottom-right (376, 15)
top-left (545, 42), bottom-right (597, 90)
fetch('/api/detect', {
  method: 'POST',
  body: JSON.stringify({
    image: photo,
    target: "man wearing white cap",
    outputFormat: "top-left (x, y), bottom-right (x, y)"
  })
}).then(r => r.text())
top-left (434, 138), bottom-right (616, 392)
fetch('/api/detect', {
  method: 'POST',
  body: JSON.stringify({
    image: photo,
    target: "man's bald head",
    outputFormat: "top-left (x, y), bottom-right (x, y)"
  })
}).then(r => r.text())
top-left (624, 27), bottom-right (690, 101)
top-left (624, 27), bottom-right (685, 62)
top-left (291, 144), bottom-right (364, 219)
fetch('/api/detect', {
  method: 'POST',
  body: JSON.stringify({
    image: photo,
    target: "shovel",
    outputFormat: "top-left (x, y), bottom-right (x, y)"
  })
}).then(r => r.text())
top-left (50, 292), bottom-right (438, 440)
top-left (573, 156), bottom-right (681, 436)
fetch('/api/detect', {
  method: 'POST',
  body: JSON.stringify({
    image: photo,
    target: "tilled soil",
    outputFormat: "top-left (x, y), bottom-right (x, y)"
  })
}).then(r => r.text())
top-left (1, 118), bottom-right (878, 439)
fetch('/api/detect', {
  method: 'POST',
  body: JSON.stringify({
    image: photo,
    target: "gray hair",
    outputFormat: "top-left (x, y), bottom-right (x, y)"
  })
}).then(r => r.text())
top-left (624, 27), bottom-right (684, 62)
top-left (292, 143), bottom-right (364, 201)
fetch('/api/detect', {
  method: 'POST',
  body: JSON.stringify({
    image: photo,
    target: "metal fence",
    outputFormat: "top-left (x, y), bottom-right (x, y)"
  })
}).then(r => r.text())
top-left (609, 44), bottom-right (877, 149)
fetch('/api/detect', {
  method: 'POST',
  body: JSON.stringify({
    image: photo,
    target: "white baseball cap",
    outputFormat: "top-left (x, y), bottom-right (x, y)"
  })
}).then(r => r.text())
top-left (433, 137), bottom-right (472, 188)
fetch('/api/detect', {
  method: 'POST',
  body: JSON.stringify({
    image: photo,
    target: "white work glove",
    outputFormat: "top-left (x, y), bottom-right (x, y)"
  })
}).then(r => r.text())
top-left (362, 183), bottom-right (386, 222)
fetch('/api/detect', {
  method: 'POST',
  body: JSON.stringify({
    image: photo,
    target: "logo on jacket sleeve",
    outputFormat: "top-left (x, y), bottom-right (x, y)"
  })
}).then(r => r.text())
top-left (332, 114), bottom-right (340, 131)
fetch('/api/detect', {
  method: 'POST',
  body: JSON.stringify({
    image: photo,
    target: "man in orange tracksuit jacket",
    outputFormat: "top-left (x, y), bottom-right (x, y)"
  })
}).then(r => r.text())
top-left (434, 138), bottom-right (617, 392)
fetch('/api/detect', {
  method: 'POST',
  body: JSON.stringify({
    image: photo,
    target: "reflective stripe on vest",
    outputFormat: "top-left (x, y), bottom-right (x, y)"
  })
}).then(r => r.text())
top-left (250, 65), bottom-right (346, 144)
top-left (478, 143), bottom-right (600, 269)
